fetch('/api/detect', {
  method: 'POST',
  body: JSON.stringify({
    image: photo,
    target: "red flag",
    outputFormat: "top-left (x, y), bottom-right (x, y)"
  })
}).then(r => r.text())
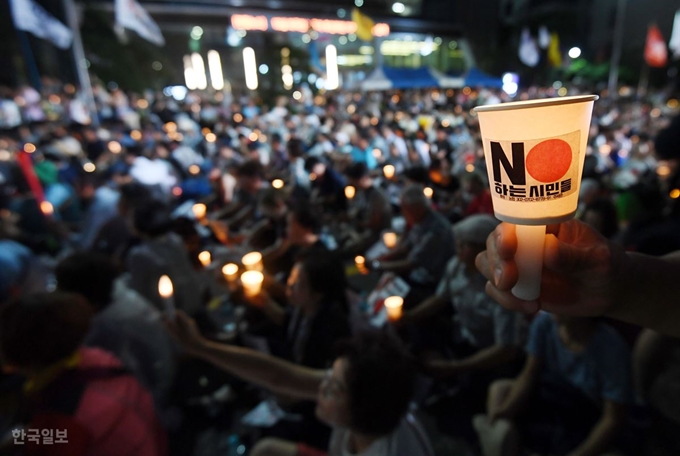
top-left (645, 24), bottom-right (668, 67)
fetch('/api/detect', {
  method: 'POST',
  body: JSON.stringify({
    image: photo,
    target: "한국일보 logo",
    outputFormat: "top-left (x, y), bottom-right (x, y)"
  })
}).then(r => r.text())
top-left (487, 130), bottom-right (580, 203)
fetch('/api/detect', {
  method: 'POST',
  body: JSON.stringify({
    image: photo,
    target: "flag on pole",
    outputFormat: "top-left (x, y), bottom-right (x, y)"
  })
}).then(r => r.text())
top-left (538, 26), bottom-right (550, 49)
top-left (548, 32), bottom-right (562, 67)
top-left (669, 10), bottom-right (680, 59)
top-left (9, 0), bottom-right (73, 49)
top-left (352, 8), bottom-right (375, 42)
top-left (644, 24), bottom-right (667, 67)
top-left (115, 0), bottom-right (165, 46)
top-left (518, 28), bottom-right (540, 67)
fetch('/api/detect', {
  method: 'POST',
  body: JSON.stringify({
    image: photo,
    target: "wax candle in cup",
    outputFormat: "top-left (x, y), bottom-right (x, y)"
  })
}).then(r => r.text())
top-left (345, 186), bottom-right (356, 199)
top-left (473, 95), bottom-right (598, 300)
top-left (158, 275), bottom-right (176, 319)
top-left (272, 179), bottom-right (284, 189)
top-left (222, 263), bottom-right (239, 283)
top-left (198, 251), bottom-right (211, 267)
top-left (384, 296), bottom-right (404, 322)
top-left (423, 187), bottom-right (434, 199)
top-left (242, 251), bottom-right (263, 272)
top-left (241, 270), bottom-right (264, 297)
top-left (383, 232), bottom-right (398, 249)
top-left (192, 203), bottom-right (207, 224)
top-left (383, 164), bottom-right (395, 180)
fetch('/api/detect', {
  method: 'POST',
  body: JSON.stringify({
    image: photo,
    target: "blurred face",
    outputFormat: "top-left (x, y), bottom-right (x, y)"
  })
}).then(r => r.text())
top-left (312, 163), bottom-right (326, 177)
top-left (358, 139), bottom-right (369, 150)
top-left (238, 175), bottom-right (261, 193)
top-left (286, 263), bottom-right (318, 309)
top-left (316, 358), bottom-right (352, 428)
top-left (261, 200), bottom-right (287, 220)
top-left (456, 240), bottom-right (482, 270)
top-left (286, 213), bottom-right (307, 244)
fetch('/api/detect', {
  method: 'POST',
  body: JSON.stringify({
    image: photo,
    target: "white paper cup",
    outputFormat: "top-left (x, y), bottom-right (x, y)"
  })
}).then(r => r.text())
top-left (474, 95), bottom-right (598, 300)
top-left (241, 270), bottom-right (264, 297)
top-left (242, 252), bottom-right (263, 272)
top-left (384, 296), bottom-right (404, 322)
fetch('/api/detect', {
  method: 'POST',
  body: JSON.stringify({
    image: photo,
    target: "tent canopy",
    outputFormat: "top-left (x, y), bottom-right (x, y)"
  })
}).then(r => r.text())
top-left (361, 66), bottom-right (464, 91)
top-left (463, 68), bottom-right (503, 88)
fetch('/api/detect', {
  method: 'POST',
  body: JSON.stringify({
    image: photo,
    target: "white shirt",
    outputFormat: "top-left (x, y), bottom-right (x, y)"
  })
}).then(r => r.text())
top-left (328, 414), bottom-right (433, 456)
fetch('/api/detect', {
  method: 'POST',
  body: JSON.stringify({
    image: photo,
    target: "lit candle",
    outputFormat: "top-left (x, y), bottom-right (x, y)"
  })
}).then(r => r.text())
top-left (241, 270), bottom-right (264, 297)
top-left (158, 275), bottom-right (176, 319)
top-left (272, 179), bottom-right (284, 189)
top-left (354, 255), bottom-right (368, 274)
top-left (222, 263), bottom-right (239, 283)
top-left (198, 251), bottom-right (212, 267)
top-left (40, 201), bottom-right (54, 217)
top-left (423, 187), bottom-right (434, 199)
top-left (384, 296), bottom-right (404, 322)
top-left (383, 232), bottom-right (398, 249)
top-left (242, 251), bottom-right (263, 272)
top-left (192, 203), bottom-right (207, 221)
top-left (383, 164), bottom-right (395, 180)
top-left (473, 95), bottom-right (598, 300)
top-left (345, 186), bottom-right (356, 199)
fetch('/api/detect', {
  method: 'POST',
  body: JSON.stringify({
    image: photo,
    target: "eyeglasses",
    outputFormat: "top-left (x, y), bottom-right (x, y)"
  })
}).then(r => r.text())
top-left (320, 369), bottom-right (347, 399)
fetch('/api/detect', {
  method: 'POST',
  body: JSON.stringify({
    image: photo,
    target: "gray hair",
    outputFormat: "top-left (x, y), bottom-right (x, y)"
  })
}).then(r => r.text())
top-left (453, 214), bottom-right (500, 246)
top-left (400, 184), bottom-right (429, 210)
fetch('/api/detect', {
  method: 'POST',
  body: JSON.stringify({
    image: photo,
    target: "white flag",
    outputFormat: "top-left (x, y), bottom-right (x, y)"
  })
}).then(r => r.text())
top-left (9, 0), bottom-right (73, 50)
top-left (538, 26), bottom-right (550, 50)
top-left (669, 10), bottom-right (680, 59)
top-left (519, 28), bottom-right (540, 67)
top-left (115, 0), bottom-right (165, 46)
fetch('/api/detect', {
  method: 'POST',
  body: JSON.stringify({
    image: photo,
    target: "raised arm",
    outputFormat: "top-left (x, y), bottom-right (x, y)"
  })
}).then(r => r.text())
top-left (166, 311), bottom-right (323, 400)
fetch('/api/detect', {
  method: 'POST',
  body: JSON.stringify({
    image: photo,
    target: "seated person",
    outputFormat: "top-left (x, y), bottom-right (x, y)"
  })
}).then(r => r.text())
top-left (476, 312), bottom-right (635, 456)
top-left (245, 251), bottom-right (352, 450)
top-left (304, 156), bottom-right (348, 214)
top-left (56, 252), bottom-right (177, 405)
top-left (214, 160), bottom-right (267, 232)
top-left (90, 181), bottom-right (152, 261)
top-left (248, 250), bottom-right (351, 367)
top-left (262, 205), bottom-right (328, 278)
top-left (0, 292), bottom-right (166, 456)
top-left (405, 215), bottom-right (525, 365)
top-left (167, 318), bottom-right (434, 456)
top-left (462, 172), bottom-right (494, 217)
top-left (126, 200), bottom-right (203, 316)
top-left (372, 185), bottom-right (456, 304)
top-left (229, 188), bottom-right (289, 250)
top-left (341, 162), bottom-right (392, 257)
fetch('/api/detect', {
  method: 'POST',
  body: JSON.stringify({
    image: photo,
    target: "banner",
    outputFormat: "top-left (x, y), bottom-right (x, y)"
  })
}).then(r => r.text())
top-left (352, 8), bottom-right (375, 42)
top-left (538, 26), bottom-right (550, 49)
top-left (115, 0), bottom-right (165, 46)
top-left (9, 0), bottom-right (73, 50)
top-left (669, 10), bottom-right (680, 59)
top-left (644, 24), bottom-right (667, 67)
top-left (548, 32), bottom-right (562, 67)
top-left (519, 28), bottom-right (539, 67)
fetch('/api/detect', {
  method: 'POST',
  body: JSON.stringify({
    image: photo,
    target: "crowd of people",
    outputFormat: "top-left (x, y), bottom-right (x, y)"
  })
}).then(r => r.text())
top-left (1, 77), bottom-right (680, 456)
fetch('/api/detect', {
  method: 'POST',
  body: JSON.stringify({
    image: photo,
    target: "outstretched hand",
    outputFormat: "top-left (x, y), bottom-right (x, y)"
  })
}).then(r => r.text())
top-left (164, 310), bottom-right (207, 355)
top-left (475, 220), bottom-right (627, 318)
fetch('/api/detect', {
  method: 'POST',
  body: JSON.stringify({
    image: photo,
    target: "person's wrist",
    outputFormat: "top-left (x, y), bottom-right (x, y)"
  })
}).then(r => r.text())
top-left (604, 245), bottom-right (634, 321)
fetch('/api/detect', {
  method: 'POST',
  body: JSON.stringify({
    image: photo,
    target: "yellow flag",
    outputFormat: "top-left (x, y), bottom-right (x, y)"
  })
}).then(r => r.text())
top-left (548, 32), bottom-right (562, 67)
top-left (352, 8), bottom-right (375, 41)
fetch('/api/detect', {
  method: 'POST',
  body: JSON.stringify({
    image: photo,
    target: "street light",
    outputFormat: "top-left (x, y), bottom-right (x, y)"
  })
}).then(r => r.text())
top-left (392, 2), bottom-right (406, 13)
top-left (243, 47), bottom-right (258, 90)
top-left (208, 50), bottom-right (224, 90)
top-left (568, 47), bottom-right (581, 59)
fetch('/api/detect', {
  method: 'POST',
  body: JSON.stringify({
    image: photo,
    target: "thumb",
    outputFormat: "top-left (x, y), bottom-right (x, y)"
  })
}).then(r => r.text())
top-left (543, 234), bottom-right (589, 274)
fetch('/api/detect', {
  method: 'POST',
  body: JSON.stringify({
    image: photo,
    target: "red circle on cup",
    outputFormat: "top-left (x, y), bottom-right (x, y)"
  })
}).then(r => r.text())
top-left (526, 139), bottom-right (572, 183)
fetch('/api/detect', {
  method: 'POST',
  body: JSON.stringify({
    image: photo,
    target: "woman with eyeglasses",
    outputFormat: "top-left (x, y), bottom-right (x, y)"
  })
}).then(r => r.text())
top-left (166, 316), bottom-right (434, 456)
